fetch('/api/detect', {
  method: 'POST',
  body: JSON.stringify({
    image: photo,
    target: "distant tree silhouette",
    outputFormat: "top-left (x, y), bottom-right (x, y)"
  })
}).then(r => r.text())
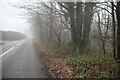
top-left (0, 31), bottom-right (26, 41)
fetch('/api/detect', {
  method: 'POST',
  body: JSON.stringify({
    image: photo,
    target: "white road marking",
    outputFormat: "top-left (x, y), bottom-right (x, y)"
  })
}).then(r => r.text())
top-left (0, 41), bottom-right (25, 58)
top-left (0, 47), bottom-right (15, 57)
top-left (17, 42), bottom-right (22, 46)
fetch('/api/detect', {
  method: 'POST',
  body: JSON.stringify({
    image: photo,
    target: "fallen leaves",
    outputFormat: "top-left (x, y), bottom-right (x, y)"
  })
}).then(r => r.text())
top-left (34, 41), bottom-right (74, 78)
top-left (43, 58), bottom-right (74, 78)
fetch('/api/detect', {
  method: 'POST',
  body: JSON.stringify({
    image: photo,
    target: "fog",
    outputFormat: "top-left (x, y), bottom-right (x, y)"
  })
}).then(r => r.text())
top-left (0, 0), bottom-right (120, 78)
top-left (0, 0), bottom-right (31, 36)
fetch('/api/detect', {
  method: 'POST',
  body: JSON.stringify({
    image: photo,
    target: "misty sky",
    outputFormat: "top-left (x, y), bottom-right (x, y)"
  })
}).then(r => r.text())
top-left (0, 0), bottom-right (31, 34)
top-left (0, 0), bottom-right (117, 34)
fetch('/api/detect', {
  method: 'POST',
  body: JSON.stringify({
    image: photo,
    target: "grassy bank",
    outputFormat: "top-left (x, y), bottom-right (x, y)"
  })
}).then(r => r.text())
top-left (66, 54), bottom-right (118, 78)
top-left (34, 40), bottom-right (118, 78)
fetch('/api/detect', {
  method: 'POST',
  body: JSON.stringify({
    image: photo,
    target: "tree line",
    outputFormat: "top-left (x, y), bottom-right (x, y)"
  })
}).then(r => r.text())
top-left (16, 1), bottom-right (120, 76)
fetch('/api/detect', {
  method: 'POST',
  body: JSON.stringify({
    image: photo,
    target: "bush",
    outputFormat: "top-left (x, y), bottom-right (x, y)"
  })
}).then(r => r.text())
top-left (56, 44), bottom-right (74, 54)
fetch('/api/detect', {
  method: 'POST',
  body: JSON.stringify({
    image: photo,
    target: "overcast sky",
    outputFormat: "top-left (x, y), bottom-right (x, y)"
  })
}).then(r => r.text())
top-left (0, 0), bottom-right (31, 34)
top-left (0, 0), bottom-right (118, 34)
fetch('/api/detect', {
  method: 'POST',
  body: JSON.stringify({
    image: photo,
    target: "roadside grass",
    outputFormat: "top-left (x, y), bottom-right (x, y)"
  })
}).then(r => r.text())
top-left (66, 54), bottom-right (118, 78)
top-left (55, 45), bottom-right (113, 57)
top-left (34, 41), bottom-right (118, 78)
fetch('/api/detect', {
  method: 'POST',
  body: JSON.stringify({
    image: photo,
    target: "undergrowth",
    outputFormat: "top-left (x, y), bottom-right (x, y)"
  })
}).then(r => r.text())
top-left (66, 54), bottom-right (118, 78)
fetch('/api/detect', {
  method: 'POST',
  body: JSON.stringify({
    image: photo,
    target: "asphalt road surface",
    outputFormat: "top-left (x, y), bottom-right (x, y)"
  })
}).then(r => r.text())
top-left (1, 39), bottom-right (47, 78)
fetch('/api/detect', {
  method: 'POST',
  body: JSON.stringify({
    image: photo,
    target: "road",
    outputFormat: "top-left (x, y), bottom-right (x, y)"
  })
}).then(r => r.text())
top-left (1, 39), bottom-right (47, 78)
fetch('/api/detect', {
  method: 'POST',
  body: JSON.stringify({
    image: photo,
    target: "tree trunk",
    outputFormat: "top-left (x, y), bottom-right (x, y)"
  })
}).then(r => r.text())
top-left (67, 2), bottom-right (76, 52)
top-left (116, 1), bottom-right (120, 77)
top-left (49, 3), bottom-right (54, 44)
top-left (76, 2), bottom-right (82, 52)
top-left (111, 2), bottom-right (116, 59)
top-left (82, 2), bottom-right (94, 53)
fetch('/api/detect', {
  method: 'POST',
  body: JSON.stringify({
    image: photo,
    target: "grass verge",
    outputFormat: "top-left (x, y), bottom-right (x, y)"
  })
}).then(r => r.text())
top-left (66, 54), bottom-right (118, 78)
